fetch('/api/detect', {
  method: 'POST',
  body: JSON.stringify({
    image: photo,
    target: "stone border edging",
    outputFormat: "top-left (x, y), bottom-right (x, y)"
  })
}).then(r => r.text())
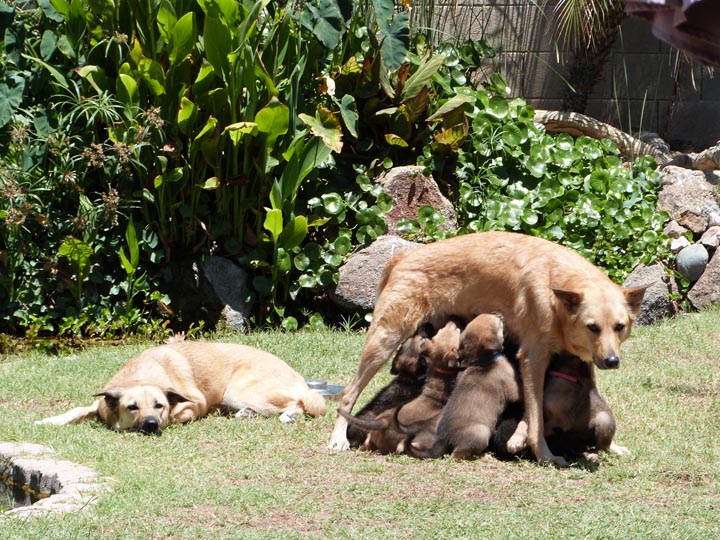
top-left (0, 442), bottom-right (113, 518)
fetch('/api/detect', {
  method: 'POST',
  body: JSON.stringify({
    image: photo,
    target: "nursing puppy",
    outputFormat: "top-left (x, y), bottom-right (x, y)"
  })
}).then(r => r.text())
top-left (37, 342), bottom-right (326, 434)
top-left (409, 313), bottom-right (521, 460)
top-left (346, 323), bottom-right (431, 448)
top-left (496, 352), bottom-right (627, 458)
top-left (329, 231), bottom-right (647, 466)
top-left (340, 318), bottom-right (462, 454)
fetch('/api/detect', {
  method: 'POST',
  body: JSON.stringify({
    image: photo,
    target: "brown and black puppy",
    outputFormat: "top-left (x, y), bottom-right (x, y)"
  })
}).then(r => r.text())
top-left (497, 353), bottom-right (627, 458)
top-left (340, 318), bottom-right (462, 454)
top-left (410, 313), bottom-right (521, 459)
top-left (345, 323), bottom-right (432, 448)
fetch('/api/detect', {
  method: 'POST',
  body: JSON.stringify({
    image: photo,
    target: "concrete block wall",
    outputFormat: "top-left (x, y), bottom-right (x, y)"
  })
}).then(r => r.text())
top-left (422, 1), bottom-right (720, 150)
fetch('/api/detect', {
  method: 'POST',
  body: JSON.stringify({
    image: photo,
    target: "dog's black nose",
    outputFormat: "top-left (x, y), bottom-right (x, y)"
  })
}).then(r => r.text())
top-left (603, 356), bottom-right (620, 369)
top-left (139, 416), bottom-right (161, 434)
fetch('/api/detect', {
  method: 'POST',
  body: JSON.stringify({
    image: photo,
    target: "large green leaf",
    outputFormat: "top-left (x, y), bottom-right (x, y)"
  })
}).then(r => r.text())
top-left (255, 98), bottom-right (289, 148)
top-left (0, 82), bottom-right (24, 128)
top-left (169, 12), bottom-right (197, 67)
top-left (264, 208), bottom-right (283, 242)
top-left (278, 215), bottom-right (308, 251)
top-left (299, 106), bottom-right (342, 153)
top-left (400, 53), bottom-right (445, 102)
top-left (304, 0), bottom-right (346, 49)
top-left (138, 58), bottom-right (166, 96)
top-left (116, 74), bottom-right (139, 111)
top-left (177, 97), bottom-right (197, 136)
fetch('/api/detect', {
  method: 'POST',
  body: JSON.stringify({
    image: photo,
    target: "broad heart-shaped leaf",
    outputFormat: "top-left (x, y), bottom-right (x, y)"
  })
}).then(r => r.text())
top-left (222, 121), bottom-right (258, 146)
top-left (0, 81), bottom-right (24, 128)
top-left (138, 57), bottom-right (166, 96)
top-left (169, 12), bottom-right (197, 67)
top-left (278, 215), bottom-right (308, 251)
top-left (263, 208), bottom-right (283, 243)
top-left (58, 237), bottom-right (93, 277)
top-left (338, 94), bottom-right (358, 139)
top-left (299, 106), bottom-right (342, 153)
top-left (304, 0), bottom-right (345, 50)
top-left (400, 53), bottom-right (445, 103)
top-left (379, 11), bottom-right (409, 71)
top-left (255, 98), bottom-right (289, 148)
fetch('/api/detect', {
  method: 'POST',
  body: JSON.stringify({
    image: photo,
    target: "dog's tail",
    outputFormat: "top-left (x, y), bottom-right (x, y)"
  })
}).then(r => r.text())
top-left (299, 390), bottom-right (328, 417)
top-left (338, 408), bottom-right (392, 431)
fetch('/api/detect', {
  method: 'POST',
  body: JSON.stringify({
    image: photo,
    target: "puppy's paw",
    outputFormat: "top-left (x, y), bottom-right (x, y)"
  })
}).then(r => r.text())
top-left (608, 442), bottom-right (630, 456)
top-left (505, 433), bottom-right (527, 454)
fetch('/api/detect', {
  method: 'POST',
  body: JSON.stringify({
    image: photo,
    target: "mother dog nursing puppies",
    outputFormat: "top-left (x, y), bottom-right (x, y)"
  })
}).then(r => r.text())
top-left (328, 231), bottom-right (648, 467)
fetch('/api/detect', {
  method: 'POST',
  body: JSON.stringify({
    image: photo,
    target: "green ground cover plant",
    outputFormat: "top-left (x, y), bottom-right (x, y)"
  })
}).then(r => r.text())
top-left (1, 307), bottom-right (718, 539)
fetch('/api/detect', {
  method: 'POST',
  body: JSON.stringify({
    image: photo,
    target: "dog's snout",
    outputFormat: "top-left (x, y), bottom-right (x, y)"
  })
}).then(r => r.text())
top-left (602, 356), bottom-right (620, 369)
top-left (139, 416), bottom-right (161, 434)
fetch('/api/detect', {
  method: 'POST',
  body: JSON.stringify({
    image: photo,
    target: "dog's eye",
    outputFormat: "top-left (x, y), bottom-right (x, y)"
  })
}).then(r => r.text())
top-left (154, 403), bottom-right (164, 410)
top-left (587, 323), bottom-right (600, 334)
top-left (614, 323), bottom-right (625, 332)
top-left (127, 404), bottom-right (139, 411)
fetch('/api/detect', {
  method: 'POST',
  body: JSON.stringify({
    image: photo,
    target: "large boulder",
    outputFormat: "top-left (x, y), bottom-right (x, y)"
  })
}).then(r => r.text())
top-left (331, 235), bottom-right (422, 311)
top-left (623, 263), bottom-right (679, 325)
top-left (201, 256), bottom-right (252, 330)
top-left (657, 166), bottom-right (720, 236)
top-left (687, 250), bottom-right (720, 310)
top-left (377, 165), bottom-right (457, 236)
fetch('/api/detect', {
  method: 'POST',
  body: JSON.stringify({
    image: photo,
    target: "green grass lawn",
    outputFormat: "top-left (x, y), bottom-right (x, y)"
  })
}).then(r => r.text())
top-left (1, 308), bottom-right (719, 539)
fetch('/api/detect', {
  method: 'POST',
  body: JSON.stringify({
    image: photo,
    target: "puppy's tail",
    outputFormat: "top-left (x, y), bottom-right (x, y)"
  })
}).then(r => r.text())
top-left (299, 390), bottom-right (328, 417)
top-left (338, 408), bottom-right (391, 431)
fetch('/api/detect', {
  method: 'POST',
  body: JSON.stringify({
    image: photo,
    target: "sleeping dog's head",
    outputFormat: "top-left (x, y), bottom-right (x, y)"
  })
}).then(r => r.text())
top-left (95, 385), bottom-right (190, 435)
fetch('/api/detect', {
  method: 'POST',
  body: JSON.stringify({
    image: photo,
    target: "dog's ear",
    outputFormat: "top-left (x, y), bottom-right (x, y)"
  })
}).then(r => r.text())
top-left (94, 387), bottom-right (124, 411)
top-left (552, 288), bottom-right (584, 314)
top-left (165, 388), bottom-right (193, 408)
top-left (623, 284), bottom-right (650, 316)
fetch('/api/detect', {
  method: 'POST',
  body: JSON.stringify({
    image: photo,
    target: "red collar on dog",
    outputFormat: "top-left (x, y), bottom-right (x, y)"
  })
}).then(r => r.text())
top-left (432, 366), bottom-right (461, 377)
top-left (549, 370), bottom-right (579, 384)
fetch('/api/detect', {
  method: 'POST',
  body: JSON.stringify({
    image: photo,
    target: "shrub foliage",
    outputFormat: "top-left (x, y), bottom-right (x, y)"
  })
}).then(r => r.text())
top-left (0, 0), bottom-right (668, 340)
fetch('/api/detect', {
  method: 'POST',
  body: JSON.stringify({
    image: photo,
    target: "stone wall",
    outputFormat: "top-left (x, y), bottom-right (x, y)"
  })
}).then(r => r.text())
top-left (424, 1), bottom-right (720, 150)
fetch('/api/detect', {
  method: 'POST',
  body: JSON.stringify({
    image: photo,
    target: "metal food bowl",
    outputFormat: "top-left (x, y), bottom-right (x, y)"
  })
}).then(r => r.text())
top-left (306, 380), bottom-right (344, 401)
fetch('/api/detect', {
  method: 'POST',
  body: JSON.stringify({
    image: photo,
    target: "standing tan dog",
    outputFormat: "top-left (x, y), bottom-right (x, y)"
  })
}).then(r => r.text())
top-left (37, 342), bottom-right (326, 434)
top-left (328, 231), bottom-right (647, 467)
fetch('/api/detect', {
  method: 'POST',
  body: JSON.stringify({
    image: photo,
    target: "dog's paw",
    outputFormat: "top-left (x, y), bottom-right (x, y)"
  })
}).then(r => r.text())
top-left (327, 437), bottom-right (350, 452)
top-left (235, 408), bottom-right (257, 419)
top-left (608, 442), bottom-right (630, 456)
top-left (35, 416), bottom-right (64, 426)
top-left (279, 411), bottom-right (297, 423)
top-left (505, 433), bottom-right (527, 454)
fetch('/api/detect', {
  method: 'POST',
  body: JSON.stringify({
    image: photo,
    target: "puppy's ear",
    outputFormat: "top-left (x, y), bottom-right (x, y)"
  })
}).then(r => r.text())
top-left (623, 284), bottom-right (650, 316)
top-left (552, 288), bottom-right (584, 314)
top-left (94, 387), bottom-right (124, 411)
top-left (165, 388), bottom-right (192, 408)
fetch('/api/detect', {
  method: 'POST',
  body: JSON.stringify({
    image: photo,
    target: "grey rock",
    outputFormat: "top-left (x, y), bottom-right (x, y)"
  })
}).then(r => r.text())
top-left (670, 236), bottom-right (692, 253)
top-left (623, 263), bottom-right (678, 325)
top-left (658, 166), bottom-right (720, 235)
top-left (676, 244), bottom-right (709, 282)
top-left (331, 235), bottom-right (422, 311)
top-left (201, 256), bottom-right (251, 331)
top-left (663, 220), bottom-right (689, 239)
top-left (377, 166), bottom-right (457, 236)
top-left (687, 249), bottom-right (720, 310)
top-left (700, 226), bottom-right (720, 250)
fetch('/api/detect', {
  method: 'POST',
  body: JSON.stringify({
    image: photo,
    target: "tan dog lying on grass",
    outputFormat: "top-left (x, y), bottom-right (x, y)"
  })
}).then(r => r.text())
top-left (340, 319), bottom-right (462, 454)
top-left (37, 342), bottom-right (327, 434)
top-left (409, 313), bottom-right (521, 460)
top-left (329, 231), bottom-right (647, 467)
